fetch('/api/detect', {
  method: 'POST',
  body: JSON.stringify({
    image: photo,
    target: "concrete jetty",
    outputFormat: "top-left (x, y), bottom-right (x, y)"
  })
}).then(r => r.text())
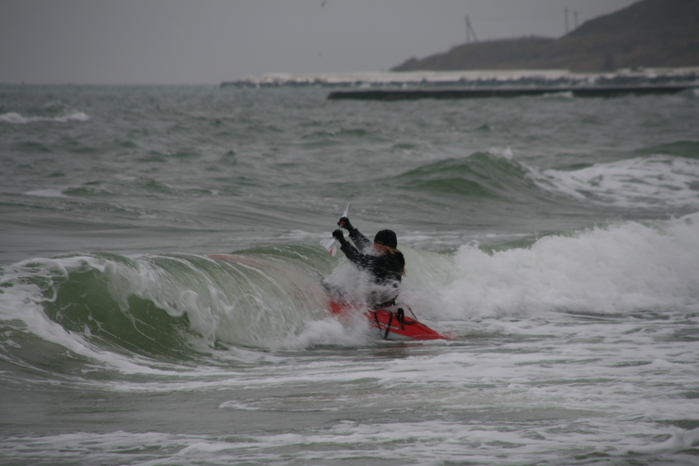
top-left (327, 85), bottom-right (697, 100)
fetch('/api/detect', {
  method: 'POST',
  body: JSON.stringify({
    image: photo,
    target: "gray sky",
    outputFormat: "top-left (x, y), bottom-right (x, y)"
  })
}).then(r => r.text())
top-left (1, 0), bottom-right (639, 85)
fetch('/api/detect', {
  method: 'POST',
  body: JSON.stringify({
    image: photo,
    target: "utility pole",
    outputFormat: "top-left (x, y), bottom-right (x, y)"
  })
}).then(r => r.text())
top-left (465, 14), bottom-right (478, 44)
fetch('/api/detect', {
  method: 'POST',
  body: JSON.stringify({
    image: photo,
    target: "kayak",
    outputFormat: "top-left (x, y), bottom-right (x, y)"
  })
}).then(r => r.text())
top-left (208, 253), bottom-right (449, 340)
top-left (328, 300), bottom-right (450, 341)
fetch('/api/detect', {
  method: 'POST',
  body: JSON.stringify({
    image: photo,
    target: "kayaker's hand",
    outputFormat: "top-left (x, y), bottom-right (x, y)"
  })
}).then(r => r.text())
top-left (338, 217), bottom-right (352, 229)
top-left (332, 229), bottom-right (345, 241)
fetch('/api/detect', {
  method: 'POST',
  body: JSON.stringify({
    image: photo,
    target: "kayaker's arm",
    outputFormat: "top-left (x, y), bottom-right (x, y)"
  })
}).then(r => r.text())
top-left (338, 216), bottom-right (372, 251)
top-left (333, 229), bottom-right (372, 269)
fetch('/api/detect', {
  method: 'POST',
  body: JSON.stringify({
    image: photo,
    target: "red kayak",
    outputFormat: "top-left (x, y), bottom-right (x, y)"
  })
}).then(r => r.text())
top-left (208, 254), bottom-right (449, 340)
top-left (328, 300), bottom-right (449, 341)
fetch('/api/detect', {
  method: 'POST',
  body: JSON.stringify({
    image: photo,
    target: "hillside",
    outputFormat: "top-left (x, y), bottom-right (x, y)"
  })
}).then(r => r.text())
top-left (392, 0), bottom-right (699, 72)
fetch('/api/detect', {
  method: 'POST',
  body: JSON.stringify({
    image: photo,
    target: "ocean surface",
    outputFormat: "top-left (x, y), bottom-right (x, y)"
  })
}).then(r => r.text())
top-left (1, 83), bottom-right (699, 465)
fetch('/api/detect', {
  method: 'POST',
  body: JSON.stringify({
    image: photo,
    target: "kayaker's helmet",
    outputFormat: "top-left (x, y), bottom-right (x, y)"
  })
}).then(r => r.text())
top-left (374, 229), bottom-right (397, 249)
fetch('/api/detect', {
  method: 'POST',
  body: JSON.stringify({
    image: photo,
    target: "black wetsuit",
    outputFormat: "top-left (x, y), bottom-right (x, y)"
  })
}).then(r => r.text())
top-left (336, 225), bottom-right (405, 307)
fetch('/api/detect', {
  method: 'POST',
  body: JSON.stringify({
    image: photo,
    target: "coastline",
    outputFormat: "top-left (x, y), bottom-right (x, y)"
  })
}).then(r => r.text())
top-left (221, 67), bottom-right (699, 89)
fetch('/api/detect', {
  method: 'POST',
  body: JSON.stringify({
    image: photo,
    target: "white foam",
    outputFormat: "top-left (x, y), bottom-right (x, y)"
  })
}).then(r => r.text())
top-left (0, 112), bottom-right (27, 124)
top-left (0, 111), bottom-right (90, 124)
top-left (62, 111), bottom-right (90, 122)
top-left (538, 155), bottom-right (699, 209)
top-left (438, 213), bottom-right (699, 319)
top-left (543, 90), bottom-right (574, 98)
top-left (488, 146), bottom-right (514, 160)
top-left (24, 189), bottom-right (69, 198)
top-left (0, 432), bottom-right (217, 465)
top-left (3, 419), bottom-right (697, 466)
top-left (629, 428), bottom-right (699, 453)
top-left (278, 315), bottom-right (372, 350)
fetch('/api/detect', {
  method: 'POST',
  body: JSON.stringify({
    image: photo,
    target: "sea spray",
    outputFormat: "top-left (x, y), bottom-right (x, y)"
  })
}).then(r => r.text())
top-left (440, 213), bottom-right (699, 319)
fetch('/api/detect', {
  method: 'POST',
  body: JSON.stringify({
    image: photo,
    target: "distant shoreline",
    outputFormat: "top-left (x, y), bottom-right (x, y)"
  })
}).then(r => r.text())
top-left (221, 67), bottom-right (699, 89)
top-left (391, 0), bottom-right (699, 73)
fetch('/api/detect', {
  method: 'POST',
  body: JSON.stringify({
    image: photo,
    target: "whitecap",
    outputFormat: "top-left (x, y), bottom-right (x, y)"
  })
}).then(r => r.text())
top-left (58, 111), bottom-right (90, 122)
top-left (538, 155), bottom-right (699, 209)
top-left (24, 189), bottom-right (69, 198)
top-left (0, 112), bottom-right (27, 124)
top-left (0, 111), bottom-right (90, 124)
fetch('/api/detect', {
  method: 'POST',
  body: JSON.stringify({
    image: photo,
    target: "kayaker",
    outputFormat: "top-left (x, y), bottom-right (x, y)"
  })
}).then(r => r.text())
top-left (332, 216), bottom-right (405, 308)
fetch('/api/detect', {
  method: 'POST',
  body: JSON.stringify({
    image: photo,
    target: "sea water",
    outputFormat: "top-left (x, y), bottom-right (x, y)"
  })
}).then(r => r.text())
top-left (1, 84), bottom-right (699, 465)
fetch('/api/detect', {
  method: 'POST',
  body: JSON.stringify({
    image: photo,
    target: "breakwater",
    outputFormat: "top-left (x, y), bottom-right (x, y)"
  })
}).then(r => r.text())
top-left (327, 84), bottom-right (697, 100)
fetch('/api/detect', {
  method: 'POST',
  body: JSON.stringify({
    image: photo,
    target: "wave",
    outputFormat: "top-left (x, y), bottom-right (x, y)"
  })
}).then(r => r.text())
top-left (391, 149), bottom-right (545, 201)
top-left (438, 212), bottom-right (699, 319)
top-left (0, 111), bottom-right (90, 124)
top-left (539, 141), bottom-right (699, 209)
top-left (636, 140), bottom-right (699, 159)
top-left (0, 247), bottom-right (340, 374)
top-left (2, 213), bottom-right (698, 374)
top-left (540, 154), bottom-right (699, 209)
top-left (390, 146), bottom-right (699, 211)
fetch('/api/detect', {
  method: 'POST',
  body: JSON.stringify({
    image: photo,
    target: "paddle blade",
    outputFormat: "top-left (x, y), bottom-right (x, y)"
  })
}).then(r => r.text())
top-left (320, 238), bottom-right (337, 256)
top-left (342, 202), bottom-right (350, 219)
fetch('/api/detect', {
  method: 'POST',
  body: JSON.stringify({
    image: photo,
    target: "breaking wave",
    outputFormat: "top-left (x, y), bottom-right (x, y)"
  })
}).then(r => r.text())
top-left (2, 213), bottom-right (698, 374)
top-left (389, 145), bottom-right (699, 211)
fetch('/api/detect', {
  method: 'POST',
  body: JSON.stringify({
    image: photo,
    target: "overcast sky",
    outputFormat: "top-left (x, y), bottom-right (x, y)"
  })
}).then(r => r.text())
top-left (1, 0), bottom-right (640, 85)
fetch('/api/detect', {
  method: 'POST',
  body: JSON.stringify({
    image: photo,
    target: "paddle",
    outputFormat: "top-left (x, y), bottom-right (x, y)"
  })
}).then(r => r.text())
top-left (320, 202), bottom-right (350, 256)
